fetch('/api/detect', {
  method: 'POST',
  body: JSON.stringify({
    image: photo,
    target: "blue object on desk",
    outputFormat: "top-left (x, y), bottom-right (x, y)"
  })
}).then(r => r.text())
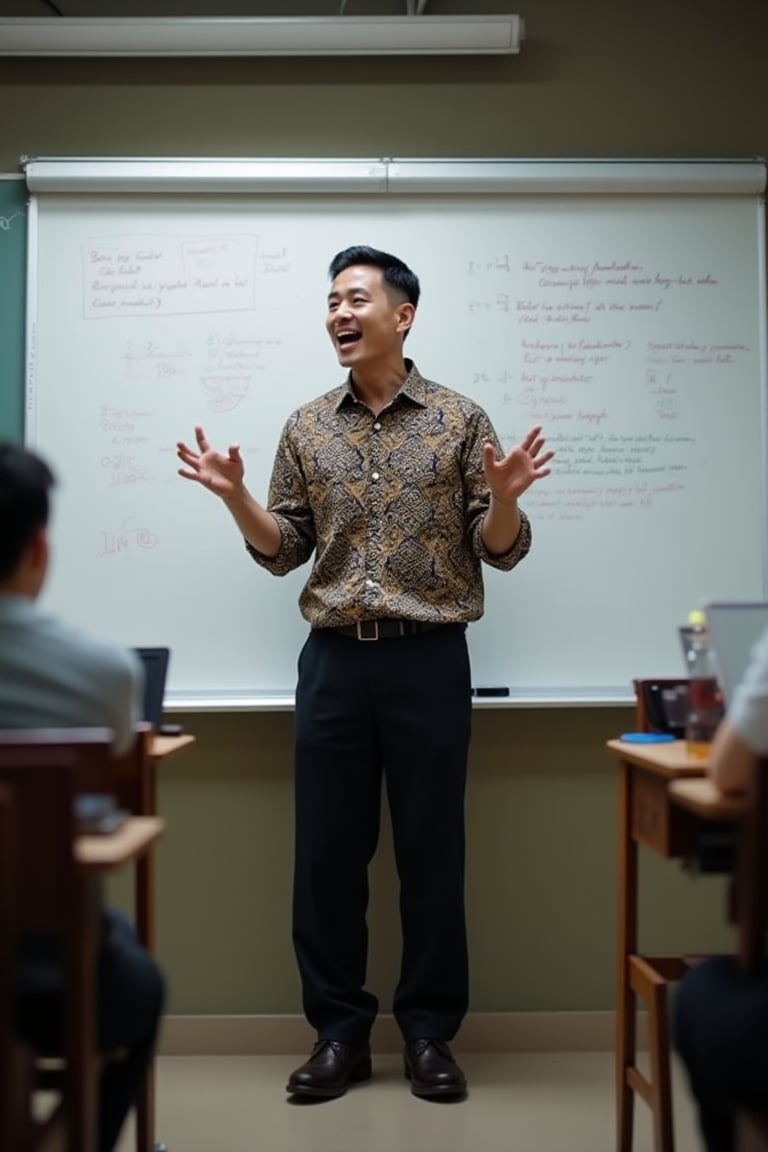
top-left (620, 731), bottom-right (676, 744)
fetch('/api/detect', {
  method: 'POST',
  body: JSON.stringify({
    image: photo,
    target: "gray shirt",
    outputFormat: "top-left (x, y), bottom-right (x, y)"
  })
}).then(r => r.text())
top-left (0, 595), bottom-right (142, 756)
top-left (728, 625), bottom-right (768, 755)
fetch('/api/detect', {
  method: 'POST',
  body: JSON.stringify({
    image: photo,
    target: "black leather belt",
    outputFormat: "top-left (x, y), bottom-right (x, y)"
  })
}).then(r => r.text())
top-left (327, 619), bottom-right (450, 641)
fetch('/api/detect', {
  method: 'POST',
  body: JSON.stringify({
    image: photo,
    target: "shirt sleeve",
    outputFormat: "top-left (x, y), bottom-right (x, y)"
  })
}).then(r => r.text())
top-left (462, 406), bottom-right (532, 572)
top-left (728, 626), bottom-right (768, 755)
top-left (244, 415), bottom-right (316, 577)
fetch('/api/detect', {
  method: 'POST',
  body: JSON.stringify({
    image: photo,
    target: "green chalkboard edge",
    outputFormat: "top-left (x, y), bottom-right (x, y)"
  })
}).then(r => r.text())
top-left (0, 175), bottom-right (27, 443)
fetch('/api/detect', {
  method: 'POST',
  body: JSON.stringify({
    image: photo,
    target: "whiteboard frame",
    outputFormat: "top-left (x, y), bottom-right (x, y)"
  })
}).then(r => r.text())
top-left (162, 689), bottom-right (638, 713)
top-left (22, 157), bottom-right (768, 709)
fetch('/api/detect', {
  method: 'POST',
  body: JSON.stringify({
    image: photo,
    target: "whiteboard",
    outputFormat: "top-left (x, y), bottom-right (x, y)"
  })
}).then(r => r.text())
top-left (23, 159), bottom-right (768, 706)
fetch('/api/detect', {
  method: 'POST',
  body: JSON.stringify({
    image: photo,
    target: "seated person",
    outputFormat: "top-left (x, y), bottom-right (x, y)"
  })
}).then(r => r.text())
top-left (0, 441), bottom-right (165, 1152)
top-left (674, 624), bottom-right (768, 1152)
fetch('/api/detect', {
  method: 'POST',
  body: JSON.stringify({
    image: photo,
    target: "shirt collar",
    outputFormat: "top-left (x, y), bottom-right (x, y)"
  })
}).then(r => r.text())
top-left (335, 360), bottom-right (428, 412)
top-left (0, 594), bottom-right (39, 622)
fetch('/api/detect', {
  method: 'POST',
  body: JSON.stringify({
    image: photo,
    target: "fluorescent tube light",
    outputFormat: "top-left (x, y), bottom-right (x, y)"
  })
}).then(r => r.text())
top-left (22, 158), bottom-right (767, 197)
top-left (0, 16), bottom-right (523, 57)
top-left (23, 158), bottom-right (389, 194)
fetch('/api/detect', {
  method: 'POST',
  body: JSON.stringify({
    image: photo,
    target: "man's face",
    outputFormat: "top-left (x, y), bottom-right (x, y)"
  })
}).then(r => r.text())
top-left (326, 264), bottom-right (413, 369)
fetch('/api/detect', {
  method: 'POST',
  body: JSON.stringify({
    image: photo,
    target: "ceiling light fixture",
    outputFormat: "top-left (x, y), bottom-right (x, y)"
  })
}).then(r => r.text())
top-left (0, 15), bottom-right (524, 58)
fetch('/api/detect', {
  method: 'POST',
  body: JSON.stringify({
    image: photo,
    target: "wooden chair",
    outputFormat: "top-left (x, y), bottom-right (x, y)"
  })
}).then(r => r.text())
top-left (0, 725), bottom-right (162, 1152)
top-left (627, 679), bottom-right (697, 1152)
top-left (0, 782), bottom-right (30, 1151)
top-left (0, 730), bottom-right (113, 1152)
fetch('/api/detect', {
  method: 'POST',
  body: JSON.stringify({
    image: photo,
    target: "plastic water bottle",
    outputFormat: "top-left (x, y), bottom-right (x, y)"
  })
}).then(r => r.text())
top-left (679, 608), bottom-right (724, 759)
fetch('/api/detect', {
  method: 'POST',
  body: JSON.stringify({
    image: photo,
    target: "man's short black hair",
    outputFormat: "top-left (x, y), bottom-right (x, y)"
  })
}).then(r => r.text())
top-left (328, 245), bottom-right (421, 308)
top-left (0, 442), bottom-right (55, 580)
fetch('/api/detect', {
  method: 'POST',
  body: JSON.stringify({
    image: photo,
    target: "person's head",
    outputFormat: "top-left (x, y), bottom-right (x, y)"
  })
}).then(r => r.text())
top-left (326, 246), bottom-right (420, 370)
top-left (0, 442), bottom-right (55, 597)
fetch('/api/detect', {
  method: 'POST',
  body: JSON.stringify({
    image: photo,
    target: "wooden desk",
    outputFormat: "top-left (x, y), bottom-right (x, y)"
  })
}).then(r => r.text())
top-left (151, 733), bottom-right (195, 762)
top-left (131, 734), bottom-right (194, 910)
top-left (71, 817), bottom-right (164, 1152)
top-left (607, 738), bottom-right (709, 1152)
top-left (128, 733), bottom-right (194, 1152)
top-left (76, 816), bottom-right (165, 870)
top-left (669, 778), bottom-right (748, 821)
top-left (125, 732), bottom-right (195, 949)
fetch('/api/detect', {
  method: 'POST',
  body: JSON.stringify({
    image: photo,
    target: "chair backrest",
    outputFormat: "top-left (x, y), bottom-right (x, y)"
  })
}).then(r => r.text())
top-left (0, 782), bottom-right (13, 1021)
top-left (0, 730), bottom-right (115, 1152)
top-left (0, 730), bottom-right (113, 937)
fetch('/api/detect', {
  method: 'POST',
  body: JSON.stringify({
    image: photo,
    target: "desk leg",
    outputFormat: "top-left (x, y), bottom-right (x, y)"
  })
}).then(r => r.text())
top-left (616, 761), bottom-right (638, 1152)
top-left (135, 848), bottom-right (156, 1152)
top-left (136, 1062), bottom-right (155, 1152)
top-left (135, 758), bottom-right (158, 1152)
top-left (69, 874), bottom-right (100, 1152)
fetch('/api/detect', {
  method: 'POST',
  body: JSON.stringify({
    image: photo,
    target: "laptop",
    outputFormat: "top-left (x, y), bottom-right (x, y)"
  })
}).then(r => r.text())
top-left (134, 647), bottom-right (171, 730)
top-left (704, 601), bottom-right (768, 708)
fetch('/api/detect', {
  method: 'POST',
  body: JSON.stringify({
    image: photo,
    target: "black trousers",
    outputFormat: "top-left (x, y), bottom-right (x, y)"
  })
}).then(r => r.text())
top-left (17, 908), bottom-right (165, 1152)
top-left (674, 955), bottom-right (768, 1152)
top-left (293, 624), bottom-right (472, 1043)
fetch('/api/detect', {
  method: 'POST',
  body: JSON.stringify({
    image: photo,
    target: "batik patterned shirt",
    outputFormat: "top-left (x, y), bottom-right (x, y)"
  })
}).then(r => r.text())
top-left (247, 361), bottom-right (531, 627)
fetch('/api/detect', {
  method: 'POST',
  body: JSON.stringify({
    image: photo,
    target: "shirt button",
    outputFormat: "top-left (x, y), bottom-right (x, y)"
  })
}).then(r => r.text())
top-left (365, 578), bottom-right (375, 588)
top-left (371, 471), bottom-right (380, 481)
top-left (373, 422), bottom-right (381, 431)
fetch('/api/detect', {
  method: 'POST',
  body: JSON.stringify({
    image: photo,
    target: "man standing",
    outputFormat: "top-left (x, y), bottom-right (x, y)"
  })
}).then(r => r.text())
top-left (0, 441), bottom-right (165, 1152)
top-left (177, 245), bottom-right (552, 1101)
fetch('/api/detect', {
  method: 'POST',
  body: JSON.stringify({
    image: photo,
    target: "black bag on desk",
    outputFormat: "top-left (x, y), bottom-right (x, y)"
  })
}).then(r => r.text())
top-left (640, 679), bottom-right (690, 738)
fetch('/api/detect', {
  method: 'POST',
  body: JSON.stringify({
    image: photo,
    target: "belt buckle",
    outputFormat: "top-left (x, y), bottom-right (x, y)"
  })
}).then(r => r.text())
top-left (356, 620), bottom-right (379, 641)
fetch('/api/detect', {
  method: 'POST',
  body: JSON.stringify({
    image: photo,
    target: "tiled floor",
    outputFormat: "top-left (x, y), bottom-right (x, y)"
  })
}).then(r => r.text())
top-left (119, 1051), bottom-right (703, 1152)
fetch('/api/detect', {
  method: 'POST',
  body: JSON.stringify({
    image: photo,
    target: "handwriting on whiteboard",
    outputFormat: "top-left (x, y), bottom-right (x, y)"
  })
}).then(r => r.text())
top-left (0, 210), bottom-right (24, 232)
top-left (523, 479), bottom-right (688, 521)
top-left (97, 516), bottom-right (159, 558)
top-left (113, 330), bottom-right (282, 413)
top-left (83, 235), bottom-right (258, 317)
top-left (466, 256), bottom-right (720, 327)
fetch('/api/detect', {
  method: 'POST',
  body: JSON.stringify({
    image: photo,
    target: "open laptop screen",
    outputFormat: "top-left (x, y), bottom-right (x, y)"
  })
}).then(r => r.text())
top-left (133, 647), bottom-right (170, 729)
top-left (704, 602), bottom-right (768, 709)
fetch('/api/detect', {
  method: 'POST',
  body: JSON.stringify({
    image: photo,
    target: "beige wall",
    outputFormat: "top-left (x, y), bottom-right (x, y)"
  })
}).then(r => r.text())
top-left (1, 0), bottom-right (764, 1014)
top-left (137, 706), bottom-right (733, 1015)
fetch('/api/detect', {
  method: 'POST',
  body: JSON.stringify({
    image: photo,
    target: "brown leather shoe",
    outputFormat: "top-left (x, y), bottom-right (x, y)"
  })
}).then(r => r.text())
top-left (404, 1039), bottom-right (467, 1099)
top-left (286, 1039), bottom-right (372, 1098)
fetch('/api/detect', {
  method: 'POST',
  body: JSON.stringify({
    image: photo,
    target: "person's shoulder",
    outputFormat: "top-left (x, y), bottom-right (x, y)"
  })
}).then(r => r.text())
top-left (284, 384), bottom-right (347, 428)
top-left (740, 625), bottom-right (768, 694)
top-left (418, 374), bottom-right (491, 421)
top-left (34, 612), bottom-right (141, 685)
top-left (752, 625), bottom-right (768, 666)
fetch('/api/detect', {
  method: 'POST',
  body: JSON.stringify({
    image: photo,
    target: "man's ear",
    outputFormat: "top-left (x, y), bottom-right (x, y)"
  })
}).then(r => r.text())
top-left (29, 526), bottom-right (49, 575)
top-left (396, 302), bottom-right (416, 336)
